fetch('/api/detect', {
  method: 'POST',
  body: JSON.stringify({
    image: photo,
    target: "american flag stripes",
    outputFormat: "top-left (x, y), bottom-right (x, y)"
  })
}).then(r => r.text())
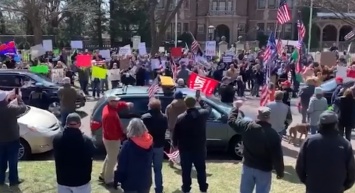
top-left (262, 32), bottom-right (277, 65)
top-left (296, 15), bottom-right (306, 73)
top-left (277, 0), bottom-right (291, 24)
top-left (191, 39), bottom-right (199, 53)
top-left (148, 78), bottom-right (159, 98)
top-left (165, 150), bottom-right (180, 160)
top-left (276, 38), bottom-right (283, 56)
top-left (345, 30), bottom-right (355, 41)
top-left (260, 65), bottom-right (271, 106)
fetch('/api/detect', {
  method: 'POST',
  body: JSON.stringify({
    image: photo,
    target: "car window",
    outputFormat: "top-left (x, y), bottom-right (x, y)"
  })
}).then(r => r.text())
top-left (0, 74), bottom-right (17, 87)
top-left (119, 97), bottom-right (149, 118)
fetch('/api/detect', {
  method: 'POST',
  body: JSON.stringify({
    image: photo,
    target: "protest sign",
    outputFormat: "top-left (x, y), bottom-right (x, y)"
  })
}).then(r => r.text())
top-left (171, 47), bottom-right (183, 57)
top-left (42, 40), bottom-right (53, 51)
top-left (320, 52), bottom-right (336, 67)
top-left (159, 47), bottom-right (165, 53)
top-left (108, 69), bottom-right (121, 81)
top-left (132, 36), bottom-right (141, 49)
top-left (70, 41), bottom-right (83, 49)
top-left (118, 45), bottom-right (131, 56)
top-left (30, 44), bottom-right (46, 58)
top-left (51, 68), bottom-right (65, 83)
top-left (187, 73), bottom-right (219, 96)
top-left (205, 41), bottom-right (216, 56)
top-left (30, 65), bottom-right (49, 74)
top-left (99, 50), bottom-right (111, 61)
top-left (222, 56), bottom-right (232, 63)
top-left (76, 54), bottom-right (92, 67)
top-left (138, 42), bottom-right (147, 55)
top-left (92, 66), bottom-right (107, 79)
top-left (151, 59), bottom-right (160, 69)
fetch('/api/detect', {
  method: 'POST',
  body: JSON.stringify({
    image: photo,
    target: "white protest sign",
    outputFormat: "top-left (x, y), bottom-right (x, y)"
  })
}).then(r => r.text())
top-left (108, 69), bottom-right (121, 81)
top-left (99, 50), bottom-right (111, 61)
top-left (42, 40), bottom-right (53, 51)
top-left (151, 59), bottom-right (160, 69)
top-left (118, 45), bottom-right (132, 56)
top-left (225, 50), bottom-right (234, 56)
top-left (196, 56), bottom-right (211, 68)
top-left (205, 41), bottom-right (216, 56)
top-left (132, 36), bottom-right (141, 49)
top-left (30, 44), bottom-right (46, 58)
top-left (51, 68), bottom-right (65, 84)
top-left (138, 42), bottom-right (147, 56)
top-left (70, 40), bottom-right (83, 49)
top-left (158, 47), bottom-right (165, 53)
top-left (222, 56), bottom-right (232, 63)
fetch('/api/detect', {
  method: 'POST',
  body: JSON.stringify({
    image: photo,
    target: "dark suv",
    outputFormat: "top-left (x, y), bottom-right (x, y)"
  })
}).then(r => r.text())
top-left (0, 69), bottom-right (86, 114)
top-left (90, 86), bottom-right (251, 159)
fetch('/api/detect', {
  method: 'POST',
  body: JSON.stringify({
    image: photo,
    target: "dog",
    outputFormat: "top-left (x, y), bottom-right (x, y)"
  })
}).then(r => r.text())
top-left (288, 123), bottom-right (310, 144)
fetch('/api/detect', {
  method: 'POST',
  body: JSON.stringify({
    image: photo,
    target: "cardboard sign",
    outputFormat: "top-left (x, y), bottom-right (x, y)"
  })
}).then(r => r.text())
top-left (108, 69), bottom-right (121, 81)
top-left (51, 68), bottom-right (65, 83)
top-left (320, 52), bottom-right (336, 67)
top-left (76, 54), bottom-right (92, 67)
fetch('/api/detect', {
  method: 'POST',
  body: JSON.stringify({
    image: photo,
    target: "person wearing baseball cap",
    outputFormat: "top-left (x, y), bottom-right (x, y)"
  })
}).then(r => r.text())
top-left (296, 110), bottom-right (355, 193)
top-left (331, 76), bottom-right (344, 104)
top-left (0, 89), bottom-right (27, 186)
top-left (53, 113), bottom-right (95, 192)
top-left (58, 77), bottom-right (78, 127)
top-left (280, 80), bottom-right (293, 106)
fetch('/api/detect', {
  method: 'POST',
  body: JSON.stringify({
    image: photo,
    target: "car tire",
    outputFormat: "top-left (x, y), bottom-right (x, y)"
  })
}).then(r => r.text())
top-left (228, 136), bottom-right (243, 160)
top-left (19, 138), bottom-right (31, 160)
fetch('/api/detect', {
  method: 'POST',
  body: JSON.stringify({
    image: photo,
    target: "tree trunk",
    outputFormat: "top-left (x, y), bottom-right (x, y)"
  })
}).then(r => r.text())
top-left (31, 18), bottom-right (43, 45)
top-left (109, 0), bottom-right (116, 47)
top-left (96, 0), bottom-right (103, 48)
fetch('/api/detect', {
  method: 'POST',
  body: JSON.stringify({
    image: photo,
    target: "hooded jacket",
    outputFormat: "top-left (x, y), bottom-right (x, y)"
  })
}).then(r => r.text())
top-left (57, 84), bottom-right (77, 112)
top-left (114, 132), bottom-right (153, 192)
top-left (165, 99), bottom-right (186, 131)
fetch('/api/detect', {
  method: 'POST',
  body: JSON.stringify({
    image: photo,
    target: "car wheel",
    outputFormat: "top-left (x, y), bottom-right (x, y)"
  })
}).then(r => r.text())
top-left (229, 136), bottom-right (243, 160)
top-left (48, 102), bottom-right (61, 117)
top-left (19, 138), bottom-right (31, 160)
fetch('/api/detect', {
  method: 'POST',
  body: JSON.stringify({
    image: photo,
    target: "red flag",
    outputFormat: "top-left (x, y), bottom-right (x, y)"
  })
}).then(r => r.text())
top-left (187, 73), bottom-right (218, 96)
top-left (170, 47), bottom-right (183, 57)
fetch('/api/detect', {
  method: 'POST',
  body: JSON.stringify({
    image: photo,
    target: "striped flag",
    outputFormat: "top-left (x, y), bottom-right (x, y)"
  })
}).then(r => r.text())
top-left (277, 0), bottom-right (291, 24)
top-left (188, 31), bottom-right (200, 53)
top-left (148, 78), bottom-right (159, 98)
top-left (296, 14), bottom-right (306, 73)
top-left (276, 38), bottom-right (283, 56)
top-left (262, 32), bottom-right (277, 65)
top-left (345, 30), bottom-right (355, 41)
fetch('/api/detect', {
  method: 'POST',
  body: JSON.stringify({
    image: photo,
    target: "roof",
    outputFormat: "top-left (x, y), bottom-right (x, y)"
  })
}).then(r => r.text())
top-left (0, 69), bottom-right (30, 74)
top-left (104, 86), bottom-right (200, 98)
top-left (317, 12), bottom-right (355, 18)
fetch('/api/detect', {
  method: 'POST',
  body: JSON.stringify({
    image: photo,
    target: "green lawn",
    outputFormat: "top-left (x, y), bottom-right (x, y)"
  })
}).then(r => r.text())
top-left (0, 161), bottom-right (354, 193)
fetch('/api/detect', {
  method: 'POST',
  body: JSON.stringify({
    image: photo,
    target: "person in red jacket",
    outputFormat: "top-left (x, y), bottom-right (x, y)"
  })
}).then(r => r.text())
top-left (99, 96), bottom-right (133, 186)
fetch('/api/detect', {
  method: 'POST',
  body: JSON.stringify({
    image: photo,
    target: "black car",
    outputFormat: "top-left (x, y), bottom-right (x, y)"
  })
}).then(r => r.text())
top-left (319, 78), bottom-right (355, 104)
top-left (0, 69), bottom-right (86, 115)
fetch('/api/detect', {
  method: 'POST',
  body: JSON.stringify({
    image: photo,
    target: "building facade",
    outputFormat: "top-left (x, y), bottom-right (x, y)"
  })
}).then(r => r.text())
top-left (157, 0), bottom-right (354, 50)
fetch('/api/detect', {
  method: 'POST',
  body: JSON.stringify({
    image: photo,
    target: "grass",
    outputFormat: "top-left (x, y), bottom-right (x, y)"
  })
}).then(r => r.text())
top-left (0, 161), bottom-right (354, 193)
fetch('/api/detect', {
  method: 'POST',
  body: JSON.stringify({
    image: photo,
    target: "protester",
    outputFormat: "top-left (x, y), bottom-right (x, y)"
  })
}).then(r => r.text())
top-left (333, 88), bottom-right (355, 141)
top-left (172, 96), bottom-right (209, 193)
top-left (177, 78), bottom-right (185, 88)
top-left (91, 76), bottom-right (101, 99)
top-left (331, 76), bottom-right (344, 104)
top-left (228, 106), bottom-right (284, 193)
top-left (307, 87), bottom-right (328, 134)
top-left (251, 65), bottom-right (263, 97)
top-left (266, 91), bottom-right (293, 136)
top-left (296, 110), bottom-right (355, 193)
top-left (77, 67), bottom-right (90, 95)
top-left (114, 118), bottom-right (153, 193)
top-left (280, 80), bottom-right (292, 106)
top-left (219, 77), bottom-right (235, 104)
top-left (58, 77), bottom-right (78, 127)
top-left (299, 78), bottom-right (316, 123)
top-left (177, 64), bottom-right (190, 84)
top-left (236, 75), bottom-right (245, 98)
top-left (141, 98), bottom-right (168, 193)
top-left (53, 113), bottom-right (95, 193)
top-left (0, 90), bottom-right (27, 186)
top-left (28, 82), bottom-right (48, 109)
top-left (100, 96), bottom-right (133, 186)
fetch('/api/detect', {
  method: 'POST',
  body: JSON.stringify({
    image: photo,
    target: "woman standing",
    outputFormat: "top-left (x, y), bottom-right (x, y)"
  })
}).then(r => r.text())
top-left (333, 89), bottom-right (355, 141)
top-left (307, 87), bottom-right (328, 134)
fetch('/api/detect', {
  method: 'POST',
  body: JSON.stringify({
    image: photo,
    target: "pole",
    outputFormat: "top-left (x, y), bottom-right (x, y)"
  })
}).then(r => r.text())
top-left (174, 0), bottom-right (178, 47)
top-left (307, 0), bottom-right (313, 52)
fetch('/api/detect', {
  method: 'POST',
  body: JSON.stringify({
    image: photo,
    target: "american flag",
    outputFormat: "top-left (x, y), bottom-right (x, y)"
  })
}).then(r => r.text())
top-left (188, 32), bottom-right (200, 53)
top-left (296, 16), bottom-right (306, 73)
top-left (345, 30), bottom-right (355, 41)
top-left (148, 78), bottom-right (159, 98)
top-left (277, 0), bottom-right (291, 24)
top-left (276, 38), bottom-right (283, 56)
top-left (260, 32), bottom-right (277, 106)
top-left (165, 150), bottom-right (180, 161)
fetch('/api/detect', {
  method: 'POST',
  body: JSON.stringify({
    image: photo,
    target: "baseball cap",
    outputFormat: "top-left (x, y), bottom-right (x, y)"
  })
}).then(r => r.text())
top-left (281, 80), bottom-right (291, 86)
top-left (0, 90), bottom-right (7, 101)
top-left (62, 77), bottom-right (71, 84)
top-left (335, 76), bottom-right (343, 82)
top-left (107, 96), bottom-right (121, 101)
top-left (319, 110), bottom-right (338, 124)
top-left (66, 113), bottom-right (81, 125)
top-left (257, 106), bottom-right (271, 120)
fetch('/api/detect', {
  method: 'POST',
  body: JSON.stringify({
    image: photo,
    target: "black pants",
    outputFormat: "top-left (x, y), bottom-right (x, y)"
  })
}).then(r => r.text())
top-left (79, 80), bottom-right (89, 95)
top-left (338, 124), bottom-right (352, 141)
top-left (180, 151), bottom-right (208, 193)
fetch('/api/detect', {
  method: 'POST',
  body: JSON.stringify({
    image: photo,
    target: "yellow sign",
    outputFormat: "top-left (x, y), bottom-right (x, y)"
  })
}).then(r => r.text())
top-left (92, 66), bottom-right (107, 79)
top-left (160, 76), bottom-right (175, 87)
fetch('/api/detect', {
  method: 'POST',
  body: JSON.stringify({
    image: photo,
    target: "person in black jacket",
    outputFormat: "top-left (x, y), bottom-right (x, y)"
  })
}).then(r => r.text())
top-left (333, 89), bottom-right (355, 141)
top-left (141, 98), bottom-right (168, 193)
top-left (53, 113), bottom-right (95, 193)
top-left (280, 80), bottom-right (293, 106)
top-left (219, 77), bottom-right (235, 104)
top-left (172, 97), bottom-right (209, 193)
top-left (296, 110), bottom-right (355, 193)
top-left (228, 106), bottom-right (284, 193)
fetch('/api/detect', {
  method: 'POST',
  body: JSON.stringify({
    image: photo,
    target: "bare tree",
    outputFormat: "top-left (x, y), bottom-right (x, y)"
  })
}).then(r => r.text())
top-left (148, 0), bottom-right (184, 54)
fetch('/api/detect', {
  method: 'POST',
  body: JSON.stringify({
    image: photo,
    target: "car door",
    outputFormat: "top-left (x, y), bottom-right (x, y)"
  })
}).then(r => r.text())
top-left (118, 96), bottom-right (150, 127)
top-left (203, 101), bottom-right (228, 148)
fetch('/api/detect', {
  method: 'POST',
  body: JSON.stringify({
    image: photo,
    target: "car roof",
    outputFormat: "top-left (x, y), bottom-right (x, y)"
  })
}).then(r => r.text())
top-left (104, 86), bottom-right (198, 98)
top-left (0, 69), bottom-right (31, 75)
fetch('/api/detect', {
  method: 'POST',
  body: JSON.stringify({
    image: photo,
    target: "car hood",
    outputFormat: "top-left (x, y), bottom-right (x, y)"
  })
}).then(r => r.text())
top-left (18, 106), bottom-right (59, 131)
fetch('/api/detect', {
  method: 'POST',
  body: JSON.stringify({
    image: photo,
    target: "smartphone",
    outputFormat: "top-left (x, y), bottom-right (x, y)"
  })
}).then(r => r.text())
top-left (195, 90), bottom-right (201, 99)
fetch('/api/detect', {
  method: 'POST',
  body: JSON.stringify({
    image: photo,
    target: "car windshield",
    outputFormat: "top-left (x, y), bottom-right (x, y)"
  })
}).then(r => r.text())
top-left (27, 73), bottom-right (56, 86)
top-left (320, 79), bottom-right (336, 92)
top-left (17, 106), bottom-right (31, 118)
top-left (205, 96), bottom-right (232, 113)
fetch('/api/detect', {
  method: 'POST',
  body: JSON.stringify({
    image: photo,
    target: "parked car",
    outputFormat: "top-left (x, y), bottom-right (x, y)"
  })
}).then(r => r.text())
top-left (17, 105), bottom-right (62, 160)
top-left (0, 69), bottom-right (86, 116)
top-left (90, 86), bottom-right (254, 159)
top-left (319, 78), bottom-right (355, 104)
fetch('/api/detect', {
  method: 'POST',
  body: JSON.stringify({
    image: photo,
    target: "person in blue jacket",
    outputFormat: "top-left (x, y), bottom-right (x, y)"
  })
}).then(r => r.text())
top-left (331, 76), bottom-right (344, 104)
top-left (113, 118), bottom-right (153, 193)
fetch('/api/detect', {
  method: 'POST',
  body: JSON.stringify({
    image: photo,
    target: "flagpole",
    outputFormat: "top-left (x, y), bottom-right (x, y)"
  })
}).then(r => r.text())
top-left (307, 0), bottom-right (313, 52)
top-left (174, 0), bottom-right (178, 47)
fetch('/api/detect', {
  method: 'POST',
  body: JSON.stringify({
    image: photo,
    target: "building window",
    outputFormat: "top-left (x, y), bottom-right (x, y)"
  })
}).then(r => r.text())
top-left (184, 0), bottom-right (189, 9)
top-left (177, 23), bottom-right (182, 35)
top-left (267, 23), bottom-right (275, 32)
top-left (212, 1), bottom-right (218, 10)
top-left (197, 24), bottom-right (205, 34)
top-left (183, 23), bottom-right (189, 32)
top-left (268, 0), bottom-right (276, 9)
top-left (257, 0), bottom-right (266, 9)
top-left (257, 23), bottom-right (265, 31)
top-left (219, 1), bottom-right (226, 10)
top-left (283, 23), bottom-right (292, 39)
top-left (227, 0), bottom-right (233, 11)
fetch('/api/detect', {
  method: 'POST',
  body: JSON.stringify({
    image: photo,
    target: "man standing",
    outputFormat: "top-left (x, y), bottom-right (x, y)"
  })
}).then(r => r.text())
top-left (142, 98), bottom-right (168, 193)
top-left (296, 110), bottom-right (355, 193)
top-left (331, 76), bottom-right (344, 104)
top-left (58, 77), bottom-right (78, 127)
top-left (228, 106), bottom-right (284, 193)
top-left (53, 113), bottom-right (95, 193)
top-left (100, 96), bottom-right (133, 186)
top-left (0, 90), bottom-right (27, 186)
top-left (173, 97), bottom-right (209, 193)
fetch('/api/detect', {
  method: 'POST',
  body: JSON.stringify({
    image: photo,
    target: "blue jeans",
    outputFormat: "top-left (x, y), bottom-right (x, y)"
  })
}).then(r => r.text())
top-left (153, 148), bottom-right (164, 193)
top-left (251, 83), bottom-right (260, 96)
top-left (310, 125), bottom-right (318, 134)
top-left (0, 140), bottom-right (20, 184)
top-left (91, 79), bottom-right (101, 97)
top-left (180, 151), bottom-right (208, 193)
top-left (240, 165), bottom-right (271, 193)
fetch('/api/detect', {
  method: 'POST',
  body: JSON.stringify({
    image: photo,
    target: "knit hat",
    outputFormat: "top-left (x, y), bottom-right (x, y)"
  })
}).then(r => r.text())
top-left (319, 110), bottom-right (338, 124)
top-left (314, 87), bottom-right (323, 95)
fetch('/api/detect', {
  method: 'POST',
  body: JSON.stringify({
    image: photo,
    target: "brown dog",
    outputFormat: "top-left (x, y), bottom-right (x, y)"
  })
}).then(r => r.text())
top-left (288, 123), bottom-right (310, 144)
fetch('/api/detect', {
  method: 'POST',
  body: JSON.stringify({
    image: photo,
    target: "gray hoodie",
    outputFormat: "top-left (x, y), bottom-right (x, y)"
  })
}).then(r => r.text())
top-left (307, 95), bottom-right (328, 126)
